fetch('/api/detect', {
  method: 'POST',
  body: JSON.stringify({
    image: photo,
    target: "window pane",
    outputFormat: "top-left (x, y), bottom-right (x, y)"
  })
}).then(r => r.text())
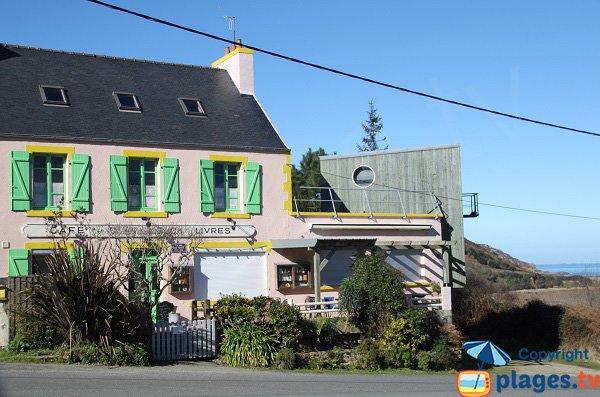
top-left (228, 175), bottom-right (238, 189)
top-left (228, 164), bottom-right (238, 175)
top-left (129, 171), bottom-right (140, 186)
top-left (145, 171), bottom-right (155, 187)
top-left (116, 93), bottom-right (137, 108)
top-left (51, 157), bottom-right (63, 169)
top-left (52, 194), bottom-right (64, 207)
top-left (43, 87), bottom-right (64, 103)
top-left (33, 169), bottom-right (46, 184)
top-left (145, 196), bottom-right (156, 209)
top-left (128, 189), bottom-right (140, 208)
top-left (52, 181), bottom-right (64, 194)
top-left (52, 169), bottom-right (63, 184)
top-left (33, 193), bottom-right (46, 208)
top-left (144, 160), bottom-right (155, 171)
top-left (183, 99), bottom-right (203, 114)
top-left (229, 198), bottom-right (238, 209)
top-left (129, 159), bottom-right (140, 170)
top-left (215, 188), bottom-right (225, 210)
top-left (33, 156), bottom-right (46, 168)
top-left (145, 184), bottom-right (156, 196)
top-left (214, 163), bottom-right (224, 174)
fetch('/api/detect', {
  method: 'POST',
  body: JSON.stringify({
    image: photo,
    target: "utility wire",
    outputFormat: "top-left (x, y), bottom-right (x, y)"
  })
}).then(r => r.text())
top-left (87, 0), bottom-right (600, 138)
top-left (319, 170), bottom-right (600, 221)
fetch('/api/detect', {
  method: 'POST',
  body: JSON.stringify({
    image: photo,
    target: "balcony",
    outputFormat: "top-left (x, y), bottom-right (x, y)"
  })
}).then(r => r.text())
top-left (292, 186), bottom-right (443, 218)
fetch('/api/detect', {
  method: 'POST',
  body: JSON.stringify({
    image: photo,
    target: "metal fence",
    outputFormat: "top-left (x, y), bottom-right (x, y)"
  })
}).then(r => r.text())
top-left (152, 319), bottom-right (217, 362)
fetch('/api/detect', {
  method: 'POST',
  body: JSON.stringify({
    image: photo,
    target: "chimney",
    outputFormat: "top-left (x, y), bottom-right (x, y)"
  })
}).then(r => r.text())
top-left (211, 39), bottom-right (255, 96)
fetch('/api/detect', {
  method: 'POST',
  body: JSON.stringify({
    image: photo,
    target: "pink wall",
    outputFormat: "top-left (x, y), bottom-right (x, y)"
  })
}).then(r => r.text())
top-left (2, 138), bottom-right (446, 319)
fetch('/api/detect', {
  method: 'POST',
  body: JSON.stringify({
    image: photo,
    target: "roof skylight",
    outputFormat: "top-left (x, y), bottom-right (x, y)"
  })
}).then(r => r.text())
top-left (40, 85), bottom-right (69, 106)
top-left (178, 98), bottom-right (207, 117)
top-left (113, 92), bottom-right (142, 112)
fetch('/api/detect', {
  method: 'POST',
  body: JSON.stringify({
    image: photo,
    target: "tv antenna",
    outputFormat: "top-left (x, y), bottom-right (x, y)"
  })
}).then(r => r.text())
top-left (225, 16), bottom-right (236, 42)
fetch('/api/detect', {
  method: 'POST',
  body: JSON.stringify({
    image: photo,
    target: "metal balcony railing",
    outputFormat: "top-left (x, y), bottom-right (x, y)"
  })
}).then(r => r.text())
top-left (292, 186), bottom-right (442, 218)
top-left (462, 193), bottom-right (479, 218)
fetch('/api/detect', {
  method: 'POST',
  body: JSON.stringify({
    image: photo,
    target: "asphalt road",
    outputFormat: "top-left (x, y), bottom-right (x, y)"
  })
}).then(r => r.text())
top-left (0, 361), bottom-right (598, 397)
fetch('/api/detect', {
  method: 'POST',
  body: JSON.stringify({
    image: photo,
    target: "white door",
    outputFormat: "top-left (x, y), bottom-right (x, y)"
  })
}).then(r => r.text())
top-left (194, 252), bottom-right (266, 300)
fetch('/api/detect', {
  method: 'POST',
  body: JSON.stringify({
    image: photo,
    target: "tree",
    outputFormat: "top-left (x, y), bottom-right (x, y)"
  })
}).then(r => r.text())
top-left (291, 147), bottom-right (328, 212)
top-left (357, 101), bottom-right (387, 152)
top-left (15, 211), bottom-right (195, 360)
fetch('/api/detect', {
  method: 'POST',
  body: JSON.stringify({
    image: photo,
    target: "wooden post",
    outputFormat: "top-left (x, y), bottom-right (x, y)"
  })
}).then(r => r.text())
top-left (313, 250), bottom-right (321, 303)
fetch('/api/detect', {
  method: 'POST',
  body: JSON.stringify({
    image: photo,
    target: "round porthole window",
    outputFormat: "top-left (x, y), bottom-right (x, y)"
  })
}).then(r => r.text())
top-left (352, 165), bottom-right (375, 188)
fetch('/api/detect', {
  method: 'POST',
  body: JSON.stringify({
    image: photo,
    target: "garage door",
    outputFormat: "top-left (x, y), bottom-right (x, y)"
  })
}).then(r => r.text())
top-left (193, 252), bottom-right (266, 300)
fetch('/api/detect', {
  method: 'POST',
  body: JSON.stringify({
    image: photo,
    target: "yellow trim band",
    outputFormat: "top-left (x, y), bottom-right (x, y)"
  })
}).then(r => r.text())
top-left (190, 241), bottom-right (271, 252)
top-left (283, 153), bottom-right (292, 211)
top-left (211, 47), bottom-right (254, 68)
top-left (26, 145), bottom-right (75, 160)
top-left (122, 150), bottom-right (166, 165)
top-left (123, 211), bottom-right (168, 218)
top-left (208, 154), bottom-right (248, 164)
top-left (25, 242), bottom-right (73, 250)
top-left (404, 281), bottom-right (432, 288)
top-left (290, 212), bottom-right (444, 219)
top-left (210, 212), bottom-right (251, 219)
top-left (26, 210), bottom-right (74, 217)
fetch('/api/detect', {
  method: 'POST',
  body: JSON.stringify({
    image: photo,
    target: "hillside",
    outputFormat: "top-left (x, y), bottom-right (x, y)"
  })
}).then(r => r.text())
top-left (465, 239), bottom-right (591, 291)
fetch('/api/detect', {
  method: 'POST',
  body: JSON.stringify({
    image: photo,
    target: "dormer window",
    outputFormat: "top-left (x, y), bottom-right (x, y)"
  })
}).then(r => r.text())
top-left (40, 85), bottom-right (69, 106)
top-left (178, 98), bottom-right (206, 117)
top-left (113, 92), bottom-right (142, 112)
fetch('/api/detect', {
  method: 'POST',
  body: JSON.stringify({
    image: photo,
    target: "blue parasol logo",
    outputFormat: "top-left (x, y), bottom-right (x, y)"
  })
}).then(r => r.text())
top-left (464, 340), bottom-right (511, 369)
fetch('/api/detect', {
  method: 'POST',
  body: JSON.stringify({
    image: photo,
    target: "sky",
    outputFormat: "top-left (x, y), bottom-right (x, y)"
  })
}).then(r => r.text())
top-left (1, 1), bottom-right (599, 265)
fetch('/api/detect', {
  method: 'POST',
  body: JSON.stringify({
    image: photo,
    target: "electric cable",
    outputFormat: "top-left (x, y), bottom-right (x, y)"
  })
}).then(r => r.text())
top-left (86, 0), bottom-right (600, 138)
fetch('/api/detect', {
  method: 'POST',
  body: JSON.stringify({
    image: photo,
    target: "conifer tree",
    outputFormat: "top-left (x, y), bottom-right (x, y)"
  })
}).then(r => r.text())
top-left (357, 101), bottom-right (387, 152)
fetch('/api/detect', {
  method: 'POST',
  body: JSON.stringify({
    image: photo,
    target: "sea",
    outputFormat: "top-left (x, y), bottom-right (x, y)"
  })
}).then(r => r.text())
top-left (536, 263), bottom-right (600, 277)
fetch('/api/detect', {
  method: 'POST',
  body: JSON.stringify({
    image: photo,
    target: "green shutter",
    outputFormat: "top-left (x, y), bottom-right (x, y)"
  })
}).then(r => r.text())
top-left (245, 162), bottom-right (261, 214)
top-left (71, 154), bottom-right (91, 212)
top-left (10, 151), bottom-right (31, 211)
top-left (110, 155), bottom-right (128, 212)
top-left (68, 246), bottom-right (86, 272)
top-left (8, 249), bottom-right (29, 277)
top-left (199, 160), bottom-right (214, 213)
top-left (162, 158), bottom-right (180, 213)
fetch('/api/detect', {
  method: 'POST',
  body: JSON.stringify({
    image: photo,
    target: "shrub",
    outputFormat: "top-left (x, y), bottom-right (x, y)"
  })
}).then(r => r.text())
top-left (71, 342), bottom-right (150, 366)
top-left (311, 317), bottom-right (338, 350)
top-left (347, 338), bottom-right (384, 370)
top-left (221, 323), bottom-right (278, 367)
top-left (7, 333), bottom-right (30, 353)
top-left (266, 300), bottom-right (303, 348)
top-left (215, 294), bottom-right (261, 328)
top-left (380, 308), bottom-right (430, 353)
top-left (339, 255), bottom-right (407, 336)
top-left (274, 347), bottom-right (296, 370)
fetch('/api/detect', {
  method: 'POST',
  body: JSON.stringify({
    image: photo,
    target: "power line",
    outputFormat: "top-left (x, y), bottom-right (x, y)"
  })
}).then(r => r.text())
top-left (319, 170), bottom-right (600, 221)
top-left (86, 0), bottom-right (600, 138)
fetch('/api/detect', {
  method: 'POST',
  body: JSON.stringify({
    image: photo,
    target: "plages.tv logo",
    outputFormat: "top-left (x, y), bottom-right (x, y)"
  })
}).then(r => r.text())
top-left (456, 340), bottom-right (511, 397)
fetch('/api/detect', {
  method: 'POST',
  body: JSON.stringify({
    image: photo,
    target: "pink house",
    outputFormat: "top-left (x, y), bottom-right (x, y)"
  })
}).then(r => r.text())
top-left (0, 42), bottom-right (461, 331)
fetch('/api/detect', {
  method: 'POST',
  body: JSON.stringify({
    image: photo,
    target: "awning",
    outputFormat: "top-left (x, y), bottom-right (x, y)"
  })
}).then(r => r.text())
top-left (270, 238), bottom-right (453, 250)
top-left (309, 223), bottom-right (432, 231)
top-left (376, 240), bottom-right (456, 249)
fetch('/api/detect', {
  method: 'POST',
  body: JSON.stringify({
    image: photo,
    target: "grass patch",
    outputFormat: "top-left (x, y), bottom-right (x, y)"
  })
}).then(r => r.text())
top-left (0, 348), bottom-right (66, 364)
top-left (264, 365), bottom-right (455, 375)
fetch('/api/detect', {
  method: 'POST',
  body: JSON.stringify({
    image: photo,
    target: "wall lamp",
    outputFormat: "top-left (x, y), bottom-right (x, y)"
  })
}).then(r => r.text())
top-left (226, 217), bottom-right (237, 230)
top-left (141, 217), bottom-right (152, 228)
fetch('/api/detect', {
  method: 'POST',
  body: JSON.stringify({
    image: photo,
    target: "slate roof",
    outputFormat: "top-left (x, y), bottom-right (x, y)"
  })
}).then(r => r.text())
top-left (0, 44), bottom-right (289, 152)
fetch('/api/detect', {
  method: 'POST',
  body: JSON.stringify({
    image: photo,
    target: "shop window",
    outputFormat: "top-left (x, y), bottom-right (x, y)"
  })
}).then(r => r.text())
top-left (277, 264), bottom-right (311, 290)
top-left (169, 266), bottom-right (193, 294)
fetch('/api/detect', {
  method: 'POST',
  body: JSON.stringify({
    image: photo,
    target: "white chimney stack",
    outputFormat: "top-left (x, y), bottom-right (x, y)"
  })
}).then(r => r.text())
top-left (212, 39), bottom-right (255, 96)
